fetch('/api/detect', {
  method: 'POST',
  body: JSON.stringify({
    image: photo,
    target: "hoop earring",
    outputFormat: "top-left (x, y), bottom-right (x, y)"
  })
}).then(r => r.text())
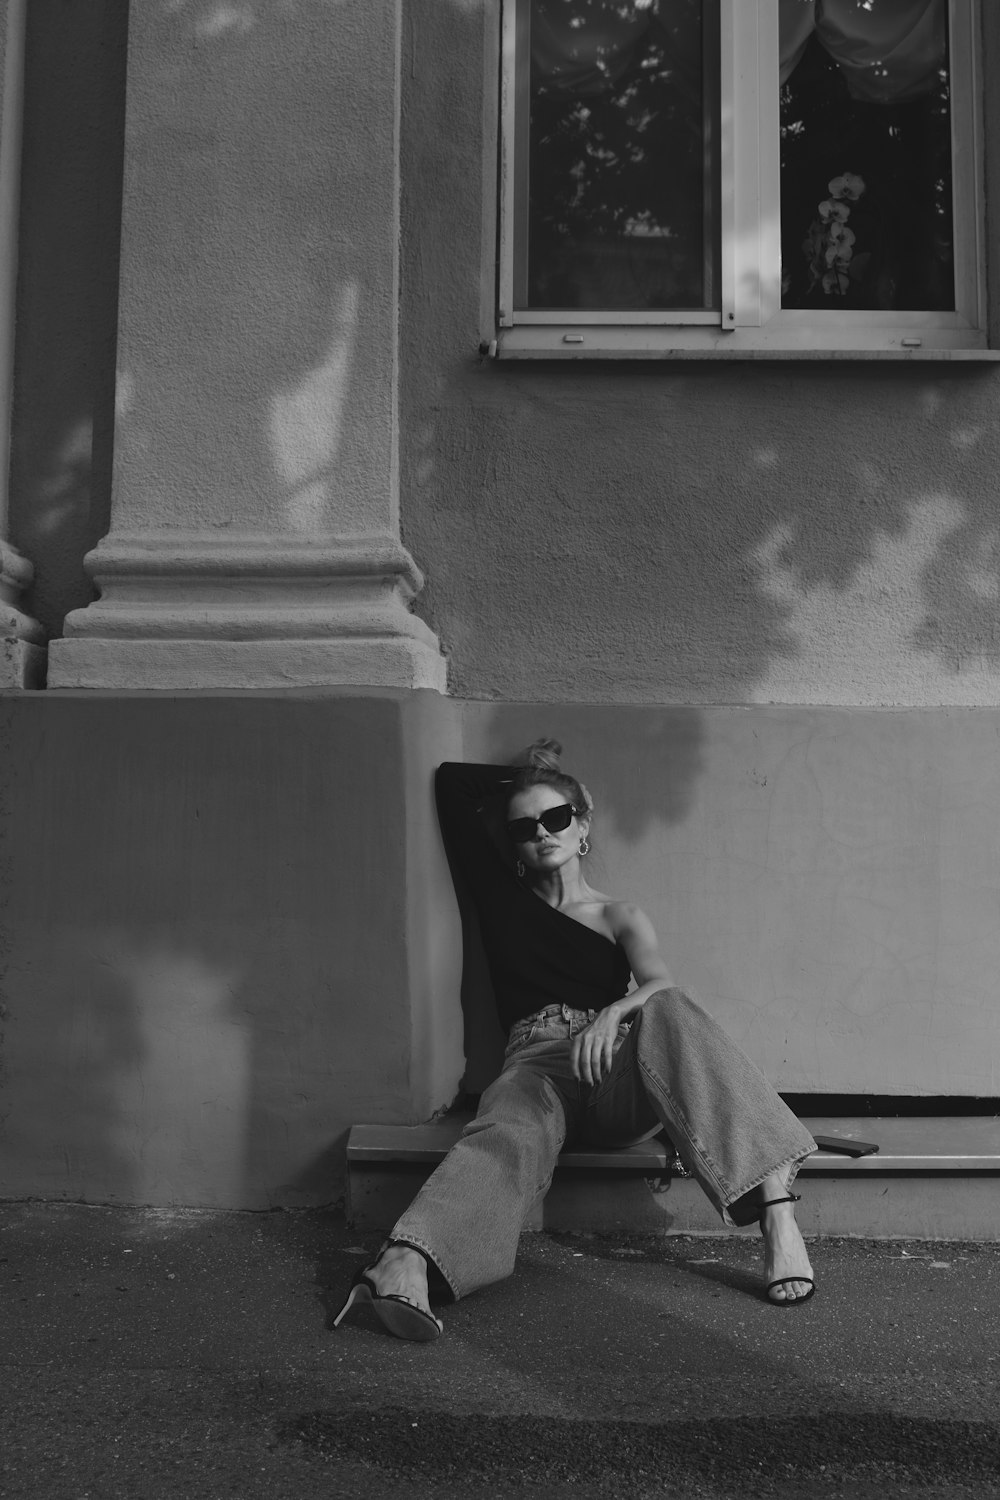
top-left (516, 859), bottom-right (525, 878)
top-left (579, 839), bottom-right (590, 857)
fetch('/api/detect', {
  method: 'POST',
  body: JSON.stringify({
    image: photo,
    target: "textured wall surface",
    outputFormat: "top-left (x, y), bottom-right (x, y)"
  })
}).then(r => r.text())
top-left (8, 2), bottom-right (1000, 708)
top-left (110, 0), bottom-right (403, 540)
top-left (0, 693), bottom-right (463, 1208)
top-left (2, 690), bottom-right (997, 1209)
top-left (8, 2), bottom-right (126, 636)
top-left (8, 0), bottom-right (409, 614)
top-left (0, 0), bottom-right (24, 537)
top-left (458, 702), bottom-right (1000, 1097)
top-left (400, 3), bottom-right (1000, 708)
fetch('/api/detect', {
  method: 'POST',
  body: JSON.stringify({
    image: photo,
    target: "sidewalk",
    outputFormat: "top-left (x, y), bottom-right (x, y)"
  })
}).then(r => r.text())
top-left (2, 1203), bottom-right (999, 1500)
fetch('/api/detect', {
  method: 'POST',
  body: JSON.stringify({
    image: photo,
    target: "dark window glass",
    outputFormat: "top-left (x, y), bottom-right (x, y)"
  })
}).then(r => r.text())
top-left (524, 0), bottom-right (719, 312)
top-left (780, 0), bottom-right (954, 312)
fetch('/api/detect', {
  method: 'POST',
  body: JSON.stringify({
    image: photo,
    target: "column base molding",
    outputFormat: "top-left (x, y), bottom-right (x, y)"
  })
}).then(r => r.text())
top-left (46, 636), bottom-right (445, 691)
top-left (47, 531), bottom-right (447, 691)
top-left (1, 637), bottom-right (46, 689)
top-left (1, 541), bottom-right (46, 689)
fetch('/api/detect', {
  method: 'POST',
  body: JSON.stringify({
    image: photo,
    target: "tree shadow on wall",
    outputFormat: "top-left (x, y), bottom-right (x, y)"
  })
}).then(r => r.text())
top-left (478, 702), bottom-right (706, 845)
top-left (407, 351), bottom-right (1000, 705)
top-left (14, 0), bottom-right (1000, 704)
top-left (721, 368), bottom-right (1000, 702)
top-left (397, 4), bottom-right (1000, 705)
top-left (15, 0), bottom-right (1000, 1205)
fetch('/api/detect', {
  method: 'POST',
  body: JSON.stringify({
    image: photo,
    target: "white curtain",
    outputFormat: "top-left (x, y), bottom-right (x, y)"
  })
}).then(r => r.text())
top-left (779, 0), bottom-right (946, 104)
top-left (532, 0), bottom-right (947, 104)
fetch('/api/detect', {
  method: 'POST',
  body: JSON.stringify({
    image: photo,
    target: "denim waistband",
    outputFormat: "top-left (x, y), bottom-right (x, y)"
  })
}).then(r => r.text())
top-left (512, 1003), bottom-right (596, 1029)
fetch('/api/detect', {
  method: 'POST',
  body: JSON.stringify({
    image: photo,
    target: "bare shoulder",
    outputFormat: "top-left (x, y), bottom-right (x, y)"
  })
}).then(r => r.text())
top-left (604, 901), bottom-right (658, 943)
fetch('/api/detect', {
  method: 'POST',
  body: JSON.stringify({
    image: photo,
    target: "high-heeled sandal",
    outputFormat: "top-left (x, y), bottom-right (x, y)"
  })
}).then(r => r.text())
top-left (758, 1193), bottom-right (816, 1306)
top-left (332, 1253), bottom-right (443, 1341)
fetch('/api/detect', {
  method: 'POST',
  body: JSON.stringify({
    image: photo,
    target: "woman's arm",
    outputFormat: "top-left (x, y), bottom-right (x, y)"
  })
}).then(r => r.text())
top-left (570, 904), bottom-right (674, 1084)
top-left (608, 903), bottom-right (674, 1018)
top-left (434, 762), bottom-right (519, 897)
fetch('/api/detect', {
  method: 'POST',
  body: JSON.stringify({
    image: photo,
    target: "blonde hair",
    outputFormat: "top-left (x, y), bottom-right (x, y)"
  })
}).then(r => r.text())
top-left (509, 739), bottom-right (592, 816)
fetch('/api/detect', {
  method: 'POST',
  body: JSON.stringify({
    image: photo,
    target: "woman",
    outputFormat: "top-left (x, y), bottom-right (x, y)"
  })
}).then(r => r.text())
top-left (335, 741), bottom-right (816, 1340)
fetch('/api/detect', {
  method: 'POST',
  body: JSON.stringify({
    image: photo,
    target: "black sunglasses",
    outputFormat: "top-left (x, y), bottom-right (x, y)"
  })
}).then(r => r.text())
top-left (506, 803), bottom-right (581, 844)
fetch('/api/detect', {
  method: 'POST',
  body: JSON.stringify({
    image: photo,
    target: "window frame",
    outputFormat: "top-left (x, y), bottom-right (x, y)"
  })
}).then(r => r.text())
top-left (496, 0), bottom-right (994, 359)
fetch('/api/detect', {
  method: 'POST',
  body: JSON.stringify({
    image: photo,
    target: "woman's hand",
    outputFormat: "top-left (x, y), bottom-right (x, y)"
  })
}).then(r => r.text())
top-left (569, 905), bottom-right (676, 1085)
top-left (570, 1007), bottom-right (622, 1085)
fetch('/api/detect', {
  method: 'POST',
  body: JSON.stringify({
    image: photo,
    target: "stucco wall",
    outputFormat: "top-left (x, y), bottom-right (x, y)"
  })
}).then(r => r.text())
top-left (8, 1), bottom-right (126, 637)
top-left (7, 0), bottom-right (413, 648)
top-left (458, 702), bottom-right (1000, 1099)
top-left (2, 690), bottom-right (997, 1208)
top-left (0, 692), bottom-right (463, 1208)
top-left (107, 0), bottom-right (404, 541)
top-left (7, 3), bottom-right (1000, 709)
top-left (400, 2), bottom-right (1000, 708)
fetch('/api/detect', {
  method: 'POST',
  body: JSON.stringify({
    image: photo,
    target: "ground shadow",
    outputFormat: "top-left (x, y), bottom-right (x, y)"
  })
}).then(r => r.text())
top-left (282, 1404), bottom-right (1000, 1492)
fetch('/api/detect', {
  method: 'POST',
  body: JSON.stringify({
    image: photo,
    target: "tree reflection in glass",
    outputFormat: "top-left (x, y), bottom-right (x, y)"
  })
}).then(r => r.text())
top-left (526, 0), bottom-right (718, 312)
top-left (522, 0), bottom-right (955, 317)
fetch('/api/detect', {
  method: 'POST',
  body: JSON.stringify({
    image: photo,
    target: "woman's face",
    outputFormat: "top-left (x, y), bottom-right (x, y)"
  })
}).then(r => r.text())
top-left (507, 784), bottom-right (589, 875)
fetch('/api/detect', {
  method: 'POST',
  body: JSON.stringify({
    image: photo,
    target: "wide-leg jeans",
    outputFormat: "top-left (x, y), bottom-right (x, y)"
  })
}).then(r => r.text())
top-left (391, 988), bottom-right (817, 1300)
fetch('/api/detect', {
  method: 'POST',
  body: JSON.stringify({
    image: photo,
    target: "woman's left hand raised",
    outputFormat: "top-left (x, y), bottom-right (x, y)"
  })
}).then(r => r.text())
top-left (570, 1008), bottom-right (620, 1085)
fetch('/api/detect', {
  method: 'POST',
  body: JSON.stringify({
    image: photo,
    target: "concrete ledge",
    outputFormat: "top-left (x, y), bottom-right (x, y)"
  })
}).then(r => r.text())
top-left (347, 1116), bottom-right (1000, 1239)
top-left (349, 1117), bottom-right (675, 1170)
top-left (797, 1117), bottom-right (1000, 1173)
top-left (348, 1115), bottom-right (1000, 1172)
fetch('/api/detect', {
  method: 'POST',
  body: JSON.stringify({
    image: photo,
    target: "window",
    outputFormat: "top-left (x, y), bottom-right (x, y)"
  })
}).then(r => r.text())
top-left (497, 0), bottom-right (992, 356)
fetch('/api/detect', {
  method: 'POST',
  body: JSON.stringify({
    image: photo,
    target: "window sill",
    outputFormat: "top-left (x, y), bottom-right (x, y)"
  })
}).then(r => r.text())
top-left (493, 329), bottom-right (1000, 361)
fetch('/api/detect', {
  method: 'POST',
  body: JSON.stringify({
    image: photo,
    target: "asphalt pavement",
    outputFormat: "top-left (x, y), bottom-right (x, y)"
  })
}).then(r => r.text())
top-left (2, 1202), bottom-right (999, 1499)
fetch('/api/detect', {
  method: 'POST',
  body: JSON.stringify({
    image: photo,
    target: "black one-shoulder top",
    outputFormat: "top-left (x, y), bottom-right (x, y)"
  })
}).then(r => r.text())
top-left (435, 763), bottom-right (633, 1032)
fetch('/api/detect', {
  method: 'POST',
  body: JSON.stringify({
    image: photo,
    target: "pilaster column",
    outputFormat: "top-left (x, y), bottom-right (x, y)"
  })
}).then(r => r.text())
top-left (0, 0), bottom-right (44, 690)
top-left (48, 1), bottom-right (445, 690)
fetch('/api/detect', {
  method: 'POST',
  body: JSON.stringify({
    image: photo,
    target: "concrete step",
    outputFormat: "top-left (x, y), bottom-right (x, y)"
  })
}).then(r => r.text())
top-left (347, 1115), bottom-right (1000, 1240)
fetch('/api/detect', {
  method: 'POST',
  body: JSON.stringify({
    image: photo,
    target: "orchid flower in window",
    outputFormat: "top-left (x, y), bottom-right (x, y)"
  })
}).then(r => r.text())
top-left (803, 172), bottom-right (867, 296)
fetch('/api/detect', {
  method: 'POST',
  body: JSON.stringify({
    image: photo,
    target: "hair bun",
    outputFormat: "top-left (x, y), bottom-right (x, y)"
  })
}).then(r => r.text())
top-left (524, 737), bottom-right (562, 771)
